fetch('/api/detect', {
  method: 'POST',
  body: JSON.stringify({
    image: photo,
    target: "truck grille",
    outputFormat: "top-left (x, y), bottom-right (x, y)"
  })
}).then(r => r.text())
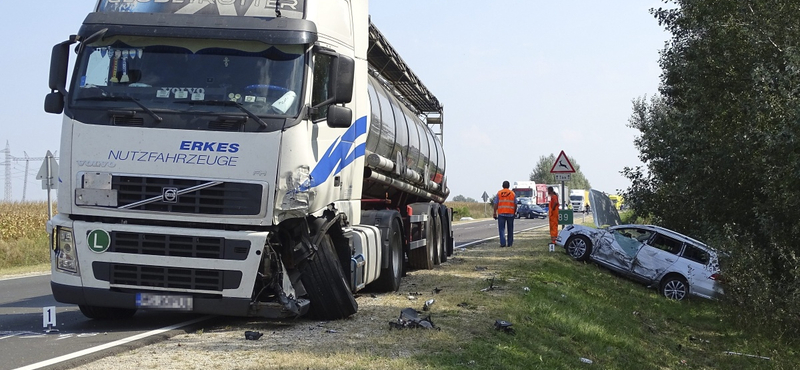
top-left (112, 176), bottom-right (262, 215)
top-left (93, 262), bottom-right (242, 291)
top-left (109, 231), bottom-right (250, 260)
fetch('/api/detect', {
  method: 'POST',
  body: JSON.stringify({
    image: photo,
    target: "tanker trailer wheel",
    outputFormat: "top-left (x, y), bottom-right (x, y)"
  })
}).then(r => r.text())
top-left (408, 208), bottom-right (436, 270)
top-left (433, 205), bottom-right (448, 263)
top-left (373, 218), bottom-right (404, 292)
top-left (432, 206), bottom-right (445, 265)
top-left (440, 206), bottom-right (454, 257)
top-left (300, 234), bottom-right (358, 319)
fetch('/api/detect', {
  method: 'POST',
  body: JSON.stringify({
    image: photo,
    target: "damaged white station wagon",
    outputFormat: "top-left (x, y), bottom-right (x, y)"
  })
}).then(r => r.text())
top-left (556, 190), bottom-right (723, 300)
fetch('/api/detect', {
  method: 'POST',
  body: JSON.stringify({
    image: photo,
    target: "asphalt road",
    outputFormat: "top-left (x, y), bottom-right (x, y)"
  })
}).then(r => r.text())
top-left (0, 216), bottom-right (549, 369)
top-left (0, 274), bottom-right (209, 370)
top-left (453, 216), bottom-right (549, 248)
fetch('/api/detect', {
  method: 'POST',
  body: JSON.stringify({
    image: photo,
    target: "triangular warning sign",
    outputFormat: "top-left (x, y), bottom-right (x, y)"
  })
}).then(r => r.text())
top-left (550, 150), bottom-right (576, 173)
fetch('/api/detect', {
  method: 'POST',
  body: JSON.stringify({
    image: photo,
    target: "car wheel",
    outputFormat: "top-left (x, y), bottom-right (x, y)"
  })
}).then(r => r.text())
top-left (527, 212), bottom-right (534, 219)
top-left (566, 235), bottom-right (592, 261)
top-left (660, 275), bottom-right (689, 301)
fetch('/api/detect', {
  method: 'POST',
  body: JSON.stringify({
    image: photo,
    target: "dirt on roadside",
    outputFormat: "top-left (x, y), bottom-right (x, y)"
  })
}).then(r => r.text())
top-left (71, 226), bottom-right (552, 370)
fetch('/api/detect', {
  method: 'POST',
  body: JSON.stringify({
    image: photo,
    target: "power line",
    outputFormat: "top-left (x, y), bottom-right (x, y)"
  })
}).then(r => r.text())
top-left (1, 142), bottom-right (60, 201)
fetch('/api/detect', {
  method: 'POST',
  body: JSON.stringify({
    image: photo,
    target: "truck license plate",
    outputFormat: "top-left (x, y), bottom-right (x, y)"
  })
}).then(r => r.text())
top-left (136, 293), bottom-right (193, 311)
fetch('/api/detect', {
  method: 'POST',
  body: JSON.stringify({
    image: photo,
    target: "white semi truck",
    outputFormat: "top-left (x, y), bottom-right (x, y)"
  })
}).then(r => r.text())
top-left (44, 0), bottom-right (451, 320)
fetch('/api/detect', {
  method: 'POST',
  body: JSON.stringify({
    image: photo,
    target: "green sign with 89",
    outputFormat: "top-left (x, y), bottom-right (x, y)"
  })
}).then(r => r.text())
top-left (558, 209), bottom-right (574, 225)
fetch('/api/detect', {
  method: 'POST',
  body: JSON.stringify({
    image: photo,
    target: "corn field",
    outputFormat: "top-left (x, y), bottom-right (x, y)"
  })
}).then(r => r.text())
top-left (0, 202), bottom-right (52, 269)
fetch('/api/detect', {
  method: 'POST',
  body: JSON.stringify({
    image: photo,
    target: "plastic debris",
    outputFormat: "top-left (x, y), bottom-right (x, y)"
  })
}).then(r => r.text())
top-left (481, 277), bottom-right (497, 292)
top-left (523, 287), bottom-right (530, 292)
top-left (579, 357), bottom-right (593, 364)
top-left (494, 319), bottom-right (514, 334)
top-left (244, 331), bottom-right (263, 340)
top-left (723, 351), bottom-right (770, 360)
top-left (423, 299), bottom-right (435, 311)
top-left (389, 308), bottom-right (438, 330)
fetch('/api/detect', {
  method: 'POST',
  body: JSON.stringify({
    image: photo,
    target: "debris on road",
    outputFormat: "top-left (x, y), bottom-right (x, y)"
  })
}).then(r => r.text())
top-left (723, 351), bottom-right (770, 360)
top-left (389, 308), bottom-right (437, 330)
top-left (481, 277), bottom-right (497, 292)
top-left (244, 331), bottom-right (263, 340)
top-left (494, 319), bottom-right (514, 334)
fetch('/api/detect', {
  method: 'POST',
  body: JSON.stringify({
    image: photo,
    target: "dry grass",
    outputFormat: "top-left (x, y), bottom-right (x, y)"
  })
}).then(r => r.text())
top-left (73, 229), bottom-right (551, 370)
top-left (445, 201), bottom-right (492, 220)
top-left (0, 201), bottom-right (52, 270)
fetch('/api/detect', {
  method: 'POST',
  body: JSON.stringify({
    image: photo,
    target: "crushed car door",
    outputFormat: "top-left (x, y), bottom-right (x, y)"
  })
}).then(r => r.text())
top-left (595, 227), bottom-right (653, 270)
top-left (631, 233), bottom-right (682, 281)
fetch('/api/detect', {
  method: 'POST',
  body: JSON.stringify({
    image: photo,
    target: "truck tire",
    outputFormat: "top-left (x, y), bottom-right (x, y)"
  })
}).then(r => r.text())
top-left (300, 234), bottom-right (358, 319)
top-left (438, 206), bottom-right (452, 260)
top-left (408, 208), bottom-right (435, 270)
top-left (437, 211), bottom-right (448, 263)
top-left (78, 305), bottom-right (137, 320)
top-left (432, 206), bottom-right (445, 265)
top-left (373, 218), bottom-right (403, 292)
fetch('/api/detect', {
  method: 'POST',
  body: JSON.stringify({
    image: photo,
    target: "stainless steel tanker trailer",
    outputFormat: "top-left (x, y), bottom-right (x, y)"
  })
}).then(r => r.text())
top-left (44, 0), bottom-right (451, 321)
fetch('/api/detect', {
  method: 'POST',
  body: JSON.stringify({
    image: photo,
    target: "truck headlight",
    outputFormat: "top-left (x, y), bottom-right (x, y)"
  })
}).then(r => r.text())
top-left (56, 227), bottom-right (79, 274)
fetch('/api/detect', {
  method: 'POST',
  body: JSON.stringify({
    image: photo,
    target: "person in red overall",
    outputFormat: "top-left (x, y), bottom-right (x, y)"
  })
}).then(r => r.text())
top-left (493, 181), bottom-right (517, 247)
top-left (548, 186), bottom-right (559, 250)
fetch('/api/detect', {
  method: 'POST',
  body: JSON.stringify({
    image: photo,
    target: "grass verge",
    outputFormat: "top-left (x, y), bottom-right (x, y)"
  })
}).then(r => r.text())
top-left (74, 227), bottom-right (797, 370)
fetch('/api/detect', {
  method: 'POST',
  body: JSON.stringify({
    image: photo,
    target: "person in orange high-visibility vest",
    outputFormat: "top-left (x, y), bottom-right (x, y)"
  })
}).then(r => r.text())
top-left (548, 186), bottom-right (559, 248)
top-left (493, 181), bottom-right (517, 247)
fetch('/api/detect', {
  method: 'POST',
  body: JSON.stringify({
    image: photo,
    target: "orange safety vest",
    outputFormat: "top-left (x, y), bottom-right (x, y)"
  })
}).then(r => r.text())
top-left (496, 189), bottom-right (516, 215)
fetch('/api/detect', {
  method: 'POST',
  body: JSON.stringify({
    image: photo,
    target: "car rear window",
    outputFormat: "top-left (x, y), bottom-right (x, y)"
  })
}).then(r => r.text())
top-left (681, 245), bottom-right (710, 265)
top-left (650, 234), bottom-right (683, 255)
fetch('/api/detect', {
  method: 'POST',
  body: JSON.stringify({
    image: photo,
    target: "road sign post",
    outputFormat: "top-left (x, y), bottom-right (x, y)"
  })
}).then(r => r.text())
top-left (36, 151), bottom-right (58, 219)
top-left (481, 191), bottom-right (489, 217)
top-left (550, 150), bottom-right (576, 229)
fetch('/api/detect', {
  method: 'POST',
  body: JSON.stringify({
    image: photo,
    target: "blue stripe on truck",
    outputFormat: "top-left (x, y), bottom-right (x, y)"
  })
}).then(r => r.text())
top-left (300, 116), bottom-right (367, 191)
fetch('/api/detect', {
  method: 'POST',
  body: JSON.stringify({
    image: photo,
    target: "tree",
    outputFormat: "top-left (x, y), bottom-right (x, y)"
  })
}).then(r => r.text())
top-left (451, 195), bottom-right (477, 203)
top-left (626, 0), bottom-right (800, 334)
top-left (529, 154), bottom-right (591, 190)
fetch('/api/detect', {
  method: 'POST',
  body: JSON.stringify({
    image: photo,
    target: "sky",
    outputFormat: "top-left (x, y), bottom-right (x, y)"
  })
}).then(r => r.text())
top-left (0, 0), bottom-right (672, 202)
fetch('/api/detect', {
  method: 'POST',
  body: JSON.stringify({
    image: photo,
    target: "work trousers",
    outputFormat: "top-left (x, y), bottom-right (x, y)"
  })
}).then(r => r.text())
top-left (497, 214), bottom-right (514, 247)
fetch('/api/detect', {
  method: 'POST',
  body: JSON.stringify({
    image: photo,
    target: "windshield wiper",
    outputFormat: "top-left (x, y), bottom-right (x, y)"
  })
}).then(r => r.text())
top-left (175, 100), bottom-right (268, 129)
top-left (76, 96), bottom-right (163, 123)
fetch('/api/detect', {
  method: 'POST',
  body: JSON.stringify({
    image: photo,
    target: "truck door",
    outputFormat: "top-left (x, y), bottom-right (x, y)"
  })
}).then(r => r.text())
top-left (631, 233), bottom-right (682, 282)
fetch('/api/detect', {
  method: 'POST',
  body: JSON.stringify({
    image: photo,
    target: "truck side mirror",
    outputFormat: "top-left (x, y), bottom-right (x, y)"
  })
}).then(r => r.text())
top-left (331, 55), bottom-right (354, 104)
top-left (46, 37), bottom-right (77, 114)
top-left (49, 39), bottom-right (74, 94)
top-left (44, 92), bottom-right (65, 114)
top-left (327, 105), bottom-right (352, 128)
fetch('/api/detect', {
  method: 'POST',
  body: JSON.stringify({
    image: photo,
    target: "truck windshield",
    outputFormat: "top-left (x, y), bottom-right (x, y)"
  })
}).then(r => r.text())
top-left (70, 36), bottom-right (306, 127)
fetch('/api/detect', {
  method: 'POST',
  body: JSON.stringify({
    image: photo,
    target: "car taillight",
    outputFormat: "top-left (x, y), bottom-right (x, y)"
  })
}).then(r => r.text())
top-left (709, 273), bottom-right (722, 281)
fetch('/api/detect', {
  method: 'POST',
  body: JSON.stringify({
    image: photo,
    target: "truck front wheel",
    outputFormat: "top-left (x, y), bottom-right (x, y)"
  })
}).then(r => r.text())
top-left (300, 234), bottom-right (358, 319)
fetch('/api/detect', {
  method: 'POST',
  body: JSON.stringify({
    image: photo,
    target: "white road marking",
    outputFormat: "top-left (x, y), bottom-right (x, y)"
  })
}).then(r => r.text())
top-left (14, 315), bottom-right (213, 370)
